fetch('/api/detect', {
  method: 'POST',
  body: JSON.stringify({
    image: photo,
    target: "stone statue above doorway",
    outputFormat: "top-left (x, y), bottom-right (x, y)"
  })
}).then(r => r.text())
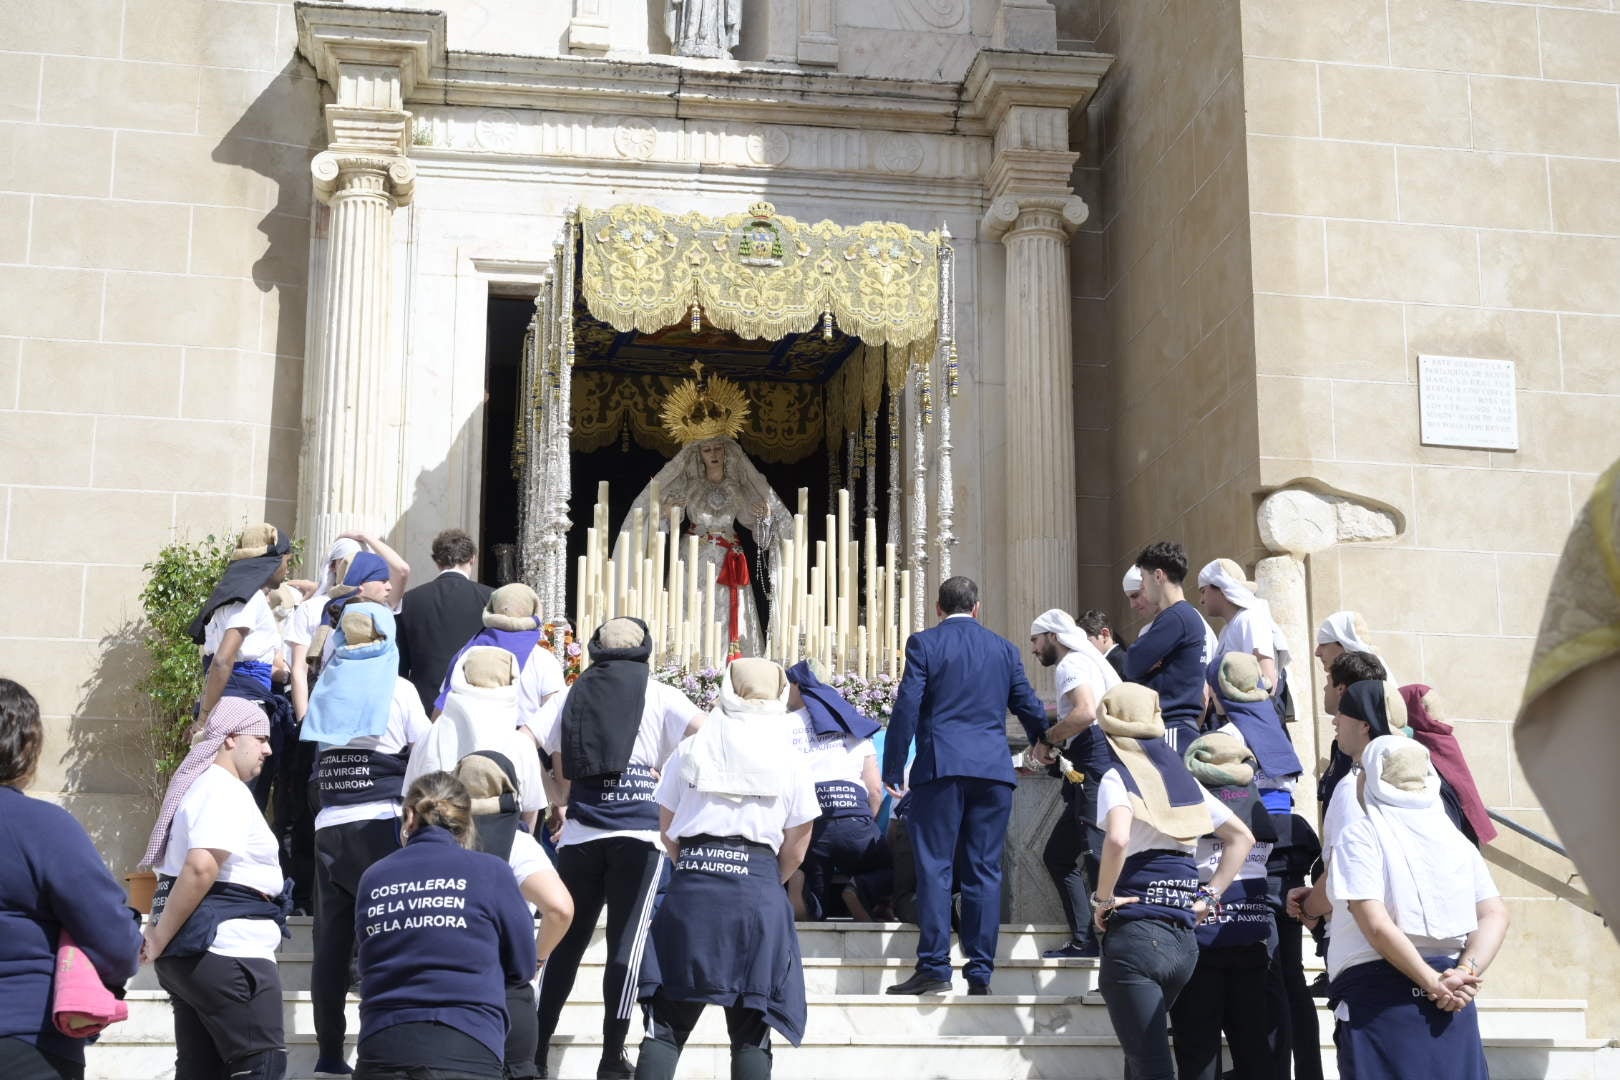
top-left (665, 0), bottom-right (742, 58)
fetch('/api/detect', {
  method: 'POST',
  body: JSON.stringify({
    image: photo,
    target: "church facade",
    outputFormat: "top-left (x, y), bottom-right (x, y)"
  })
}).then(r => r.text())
top-left (4, 0), bottom-right (1620, 1033)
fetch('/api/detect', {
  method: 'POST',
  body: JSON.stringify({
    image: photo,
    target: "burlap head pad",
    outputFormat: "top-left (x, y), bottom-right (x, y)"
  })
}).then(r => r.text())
top-left (1098, 683), bottom-right (1165, 740)
top-left (231, 523), bottom-right (279, 562)
top-left (339, 607), bottom-right (383, 646)
top-left (1381, 740), bottom-right (1431, 792)
top-left (1185, 732), bottom-right (1256, 788)
top-left (464, 646), bottom-right (517, 688)
top-left (599, 617), bottom-right (646, 649)
top-left (484, 583), bottom-right (542, 631)
top-left (455, 753), bottom-right (516, 816)
top-left (1217, 652), bottom-right (1269, 703)
top-left (1384, 682), bottom-right (1410, 732)
top-left (268, 583), bottom-right (303, 621)
top-left (731, 657), bottom-right (786, 702)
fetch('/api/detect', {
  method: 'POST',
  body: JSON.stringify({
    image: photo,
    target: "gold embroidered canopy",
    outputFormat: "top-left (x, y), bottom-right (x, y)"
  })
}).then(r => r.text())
top-left (519, 201), bottom-right (960, 634)
top-left (579, 201), bottom-right (941, 356)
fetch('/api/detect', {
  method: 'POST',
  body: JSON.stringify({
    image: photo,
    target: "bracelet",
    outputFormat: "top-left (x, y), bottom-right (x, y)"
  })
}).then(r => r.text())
top-left (1090, 893), bottom-right (1116, 909)
top-left (1458, 956), bottom-right (1481, 976)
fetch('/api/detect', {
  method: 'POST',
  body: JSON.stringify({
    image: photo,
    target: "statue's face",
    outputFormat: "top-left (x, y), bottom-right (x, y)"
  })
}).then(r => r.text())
top-left (699, 442), bottom-right (726, 472)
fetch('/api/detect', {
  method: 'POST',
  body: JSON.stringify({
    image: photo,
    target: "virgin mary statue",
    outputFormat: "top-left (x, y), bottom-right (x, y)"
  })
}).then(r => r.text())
top-left (620, 365), bottom-right (792, 659)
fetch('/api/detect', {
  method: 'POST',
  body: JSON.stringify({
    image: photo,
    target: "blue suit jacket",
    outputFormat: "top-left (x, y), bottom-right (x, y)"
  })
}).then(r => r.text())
top-left (882, 616), bottom-right (1048, 788)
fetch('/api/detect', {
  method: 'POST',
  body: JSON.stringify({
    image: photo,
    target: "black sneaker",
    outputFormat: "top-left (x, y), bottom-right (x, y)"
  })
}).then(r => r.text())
top-left (1042, 941), bottom-right (1100, 959)
top-left (597, 1048), bottom-right (634, 1079)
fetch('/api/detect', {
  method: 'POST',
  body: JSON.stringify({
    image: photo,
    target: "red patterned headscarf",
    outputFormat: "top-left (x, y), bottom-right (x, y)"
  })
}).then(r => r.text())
top-left (139, 698), bottom-right (270, 868)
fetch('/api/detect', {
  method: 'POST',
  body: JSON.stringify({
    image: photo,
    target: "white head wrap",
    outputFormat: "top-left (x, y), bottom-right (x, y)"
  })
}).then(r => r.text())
top-left (1122, 566), bottom-right (1143, 594)
top-left (1032, 609), bottom-right (1121, 699)
top-left (1198, 559), bottom-right (1293, 669)
top-left (679, 659), bottom-right (795, 801)
top-left (1317, 610), bottom-right (1374, 652)
top-left (1316, 610), bottom-right (1398, 687)
top-left (1348, 736), bottom-right (1483, 941)
top-left (1031, 608), bottom-right (1088, 653)
top-left (1197, 558), bottom-right (1260, 609)
top-left (318, 537), bottom-right (363, 596)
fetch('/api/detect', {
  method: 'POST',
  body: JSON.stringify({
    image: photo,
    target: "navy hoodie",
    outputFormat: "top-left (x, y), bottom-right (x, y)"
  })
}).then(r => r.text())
top-left (0, 785), bottom-right (143, 1063)
top-left (1123, 600), bottom-right (1208, 743)
top-left (355, 824), bottom-right (535, 1062)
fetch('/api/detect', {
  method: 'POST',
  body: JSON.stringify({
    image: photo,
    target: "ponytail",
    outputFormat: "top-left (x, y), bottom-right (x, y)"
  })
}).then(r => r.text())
top-left (402, 771), bottom-right (475, 848)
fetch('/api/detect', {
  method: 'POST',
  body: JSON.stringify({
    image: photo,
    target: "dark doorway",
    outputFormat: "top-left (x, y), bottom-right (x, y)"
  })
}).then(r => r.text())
top-left (480, 295), bottom-right (532, 585)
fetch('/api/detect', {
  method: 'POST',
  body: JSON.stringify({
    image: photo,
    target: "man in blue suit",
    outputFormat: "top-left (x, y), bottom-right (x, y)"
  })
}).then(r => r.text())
top-left (882, 576), bottom-right (1049, 995)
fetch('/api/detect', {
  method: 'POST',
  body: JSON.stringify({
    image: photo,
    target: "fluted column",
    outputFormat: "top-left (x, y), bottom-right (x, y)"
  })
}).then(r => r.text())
top-left (303, 149), bottom-right (415, 559)
top-left (987, 193), bottom-right (1088, 627)
top-left (294, 4), bottom-right (443, 561)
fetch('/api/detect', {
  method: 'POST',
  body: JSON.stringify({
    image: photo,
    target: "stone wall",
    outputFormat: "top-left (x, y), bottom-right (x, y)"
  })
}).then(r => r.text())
top-left (0, 0), bottom-right (318, 870)
top-left (1075, 0), bottom-right (1261, 631)
top-left (1239, 0), bottom-right (1620, 1036)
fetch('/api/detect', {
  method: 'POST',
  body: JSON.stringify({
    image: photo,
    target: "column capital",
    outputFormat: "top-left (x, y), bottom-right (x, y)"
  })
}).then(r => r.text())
top-left (296, 3), bottom-right (446, 109)
top-left (984, 193), bottom-right (1088, 242)
top-left (961, 48), bottom-right (1111, 139)
top-left (312, 149), bottom-right (417, 206)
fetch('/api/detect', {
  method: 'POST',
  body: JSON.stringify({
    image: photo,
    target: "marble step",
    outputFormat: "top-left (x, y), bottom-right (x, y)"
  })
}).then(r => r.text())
top-left (112, 987), bottom-right (1592, 1043)
top-left (130, 953), bottom-right (1107, 996)
top-left (83, 1031), bottom-right (1619, 1080)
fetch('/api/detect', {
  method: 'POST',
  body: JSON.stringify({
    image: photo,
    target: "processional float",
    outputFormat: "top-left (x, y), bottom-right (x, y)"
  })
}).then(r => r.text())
top-left (515, 201), bottom-right (961, 679)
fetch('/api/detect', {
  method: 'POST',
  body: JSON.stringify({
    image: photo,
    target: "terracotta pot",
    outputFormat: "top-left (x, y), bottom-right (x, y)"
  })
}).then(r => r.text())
top-left (124, 869), bottom-right (157, 915)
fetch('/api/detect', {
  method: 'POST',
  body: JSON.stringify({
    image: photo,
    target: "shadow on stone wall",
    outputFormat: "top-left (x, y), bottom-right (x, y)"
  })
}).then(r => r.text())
top-left (210, 53), bottom-right (324, 523)
top-left (62, 619), bottom-right (161, 872)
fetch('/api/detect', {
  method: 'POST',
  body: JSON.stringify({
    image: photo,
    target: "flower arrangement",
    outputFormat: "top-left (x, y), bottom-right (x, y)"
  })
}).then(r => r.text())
top-left (826, 671), bottom-right (899, 724)
top-left (653, 663), bottom-right (725, 712)
top-left (650, 663), bottom-right (899, 724)
top-left (538, 619), bottom-right (583, 683)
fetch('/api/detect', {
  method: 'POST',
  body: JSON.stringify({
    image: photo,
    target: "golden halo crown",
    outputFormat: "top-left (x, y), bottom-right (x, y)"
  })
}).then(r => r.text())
top-left (660, 361), bottom-right (751, 445)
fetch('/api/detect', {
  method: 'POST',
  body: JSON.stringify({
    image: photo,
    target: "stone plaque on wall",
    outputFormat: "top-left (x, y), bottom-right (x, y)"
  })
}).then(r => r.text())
top-left (1418, 355), bottom-right (1519, 451)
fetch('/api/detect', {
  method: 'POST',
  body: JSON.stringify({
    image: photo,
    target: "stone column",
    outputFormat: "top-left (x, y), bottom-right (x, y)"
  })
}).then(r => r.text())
top-left (987, 194), bottom-right (1089, 626)
top-left (304, 148), bottom-right (415, 557)
top-left (963, 49), bottom-right (1109, 635)
top-left (295, 6), bottom-right (443, 560)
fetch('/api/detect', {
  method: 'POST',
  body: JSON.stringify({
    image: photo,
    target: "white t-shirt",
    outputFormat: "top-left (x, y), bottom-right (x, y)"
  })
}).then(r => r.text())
top-left (508, 828), bottom-right (553, 886)
top-left (1053, 648), bottom-right (1115, 748)
top-left (781, 708), bottom-right (876, 786)
top-left (1321, 771), bottom-right (1364, 859)
top-left (517, 645), bottom-right (567, 729)
top-left (314, 678), bottom-right (432, 831)
top-left (1217, 607), bottom-right (1276, 664)
top-left (655, 741), bottom-right (821, 853)
top-left (282, 593), bottom-right (327, 651)
top-left (203, 591), bottom-right (281, 666)
top-left (531, 677), bottom-right (699, 849)
top-left (1095, 766), bottom-right (1235, 857)
top-left (1325, 817), bottom-right (1499, 979)
top-left (157, 764), bottom-right (285, 960)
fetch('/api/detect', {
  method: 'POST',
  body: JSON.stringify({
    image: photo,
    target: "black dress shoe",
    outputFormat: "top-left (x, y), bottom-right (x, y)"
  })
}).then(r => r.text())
top-left (967, 983), bottom-right (990, 996)
top-left (886, 972), bottom-right (951, 995)
top-left (596, 1048), bottom-right (634, 1078)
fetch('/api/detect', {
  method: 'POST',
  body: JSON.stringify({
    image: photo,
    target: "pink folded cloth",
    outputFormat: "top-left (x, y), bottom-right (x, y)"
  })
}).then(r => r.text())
top-left (52, 931), bottom-right (128, 1038)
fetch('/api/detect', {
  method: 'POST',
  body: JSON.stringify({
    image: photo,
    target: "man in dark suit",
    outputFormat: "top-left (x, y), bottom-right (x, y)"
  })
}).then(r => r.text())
top-left (396, 528), bottom-right (493, 710)
top-left (1078, 608), bottom-right (1131, 680)
top-left (882, 576), bottom-right (1048, 995)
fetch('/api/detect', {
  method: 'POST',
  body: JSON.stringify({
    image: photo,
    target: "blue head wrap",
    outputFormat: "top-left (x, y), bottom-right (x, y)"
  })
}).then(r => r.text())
top-left (786, 661), bottom-right (881, 740)
top-left (324, 551), bottom-right (390, 626)
top-left (302, 602), bottom-right (399, 746)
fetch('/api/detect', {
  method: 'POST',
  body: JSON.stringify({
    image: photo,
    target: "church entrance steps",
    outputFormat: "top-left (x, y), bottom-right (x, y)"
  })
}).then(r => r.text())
top-left (97, 921), bottom-right (1609, 1079)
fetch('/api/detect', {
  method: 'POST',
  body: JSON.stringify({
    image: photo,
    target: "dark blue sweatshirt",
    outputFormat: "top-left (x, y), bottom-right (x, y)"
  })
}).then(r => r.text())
top-left (1123, 600), bottom-right (1208, 742)
top-left (0, 785), bottom-right (143, 1063)
top-left (355, 825), bottom-right (535, 1062)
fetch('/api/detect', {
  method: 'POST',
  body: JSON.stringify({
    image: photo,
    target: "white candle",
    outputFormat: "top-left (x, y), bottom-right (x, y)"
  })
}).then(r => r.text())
top-left (898, 570), bottom-right (911, 665)
top-left (857, 625), bottom-right (868, 678)
top-left (670, 556), bottom-right (685, 663)
top-left (703, 572), bottom-right (717, 668)
top-left (604, 559), bottom-right (617, 621)
top-left (576, 554), bottom-right (589, 637)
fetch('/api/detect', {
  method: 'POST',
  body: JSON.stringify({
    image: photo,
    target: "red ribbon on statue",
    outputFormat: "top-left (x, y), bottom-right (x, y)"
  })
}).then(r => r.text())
top-left (710, 534), bottom-right (750, 659)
